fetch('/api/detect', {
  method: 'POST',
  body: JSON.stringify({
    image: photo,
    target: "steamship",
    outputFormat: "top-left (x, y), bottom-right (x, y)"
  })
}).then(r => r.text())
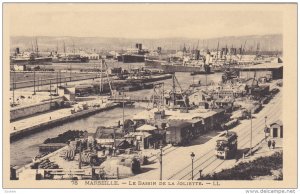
top-left (10, 47), bottom-right (52, 65)
top-left (119, 43), bottom-right (149, 63)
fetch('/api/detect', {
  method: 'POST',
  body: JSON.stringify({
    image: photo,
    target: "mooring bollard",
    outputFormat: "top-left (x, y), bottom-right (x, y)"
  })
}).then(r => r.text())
top-left (199, 169), bottom-right (203, 180)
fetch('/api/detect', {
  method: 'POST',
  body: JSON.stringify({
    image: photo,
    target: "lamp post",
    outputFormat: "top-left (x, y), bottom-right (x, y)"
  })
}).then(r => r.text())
top-left (190, 152), bottom-right (195, 180)
top-left (264, 116), bottom-right (268, 141)
top-left (159, 145), bottom-right (163, 180)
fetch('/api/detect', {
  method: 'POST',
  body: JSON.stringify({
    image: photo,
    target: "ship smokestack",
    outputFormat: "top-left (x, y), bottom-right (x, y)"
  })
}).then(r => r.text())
top-left (157, 47), bottom-right (162, 54)
top-left (195, 50), bottom-right (200, 60)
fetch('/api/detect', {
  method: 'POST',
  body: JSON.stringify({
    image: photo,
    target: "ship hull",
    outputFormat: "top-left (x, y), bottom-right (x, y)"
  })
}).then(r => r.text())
top-left (52, 57), bottom-right (89, 63)
top-left (122, 54), bottom-right (145, 63)
top-left (145, 59), bottom-right (214, 74)
top-left (10, 57), bottom-right (52, 65)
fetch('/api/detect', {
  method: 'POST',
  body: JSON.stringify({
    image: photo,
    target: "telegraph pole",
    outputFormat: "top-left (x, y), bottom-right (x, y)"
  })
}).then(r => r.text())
top-left (50, 80), bottom-right (52, 108)
top-left (250, 112), bottom-right (253, 156)
top-left (122, 92), bottom-right (125, 130)
top-left (69, 64), bottom-right (72, 82)
top-left (37, 77), bottom-right (39, 92)
top-left (59, 70), bottom-right (61, 86)
top-left (56, 72), bottom-right (59, 95)
top-left (113, 127), bottom-right (116, 156)
top-left (33, 69), bottom-right (36, 95)
top-left (160, 145), bottom-right (163, 180)
top-left (99, 60), bottom-right (103, 94)
top-left (12, 71), bottom-right (15, 106)
top-left (172, 73), bottom-right (176, 106)
top-left (78, 141), bottom-right (82, 169)
top-left (206, 73), bottom-right (208, 92)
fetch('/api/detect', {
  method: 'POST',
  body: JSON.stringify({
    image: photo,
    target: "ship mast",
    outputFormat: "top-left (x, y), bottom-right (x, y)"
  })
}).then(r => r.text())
top-left (229, 44), bottom-right (233, 62)
top-left (31, 41), bottom-right (34, 53)
top-left (240, 40), bottom-right (247, 61)
top-left (35, 37), bottom-right (39, 57)
top-left (216, 40), bottom-right (219, 62)
top-left (72, 40), bottom-right (75, 54)
top-left (63, 41), bottom-right (66, 56)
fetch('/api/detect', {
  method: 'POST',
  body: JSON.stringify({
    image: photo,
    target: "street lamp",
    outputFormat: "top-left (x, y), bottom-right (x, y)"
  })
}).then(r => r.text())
top-left (190, 152), bottom-right (195, 180)
top-left (159, 145), bottom-right (163, 180)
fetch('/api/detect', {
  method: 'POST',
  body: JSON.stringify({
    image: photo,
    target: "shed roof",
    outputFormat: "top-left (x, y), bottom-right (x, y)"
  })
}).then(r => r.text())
top-left (136, 124), bottom-right (157, 131)
top-left (270, 120), bottom-right (283, 127)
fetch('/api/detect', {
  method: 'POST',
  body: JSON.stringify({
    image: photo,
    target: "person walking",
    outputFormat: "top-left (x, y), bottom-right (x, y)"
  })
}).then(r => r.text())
top-left (272, 140), bottom-right (276, 149)
top-left (268, 139), bottom-right (272, 149)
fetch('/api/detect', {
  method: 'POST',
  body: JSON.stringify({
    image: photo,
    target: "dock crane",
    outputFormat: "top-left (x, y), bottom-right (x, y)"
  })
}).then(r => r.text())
top-left (99, 59), bottom-right (113, 96)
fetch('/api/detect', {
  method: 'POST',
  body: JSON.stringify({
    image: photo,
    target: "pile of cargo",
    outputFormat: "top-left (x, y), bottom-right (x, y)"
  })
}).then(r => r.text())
top-left (80, 151), bottom-right (103, 166)
top-left (100, 156), bottom-right (141, 179)
top-left (30, 158), bottom-right (60, 169)
top-left (44, 130), bottom-right (86, 144)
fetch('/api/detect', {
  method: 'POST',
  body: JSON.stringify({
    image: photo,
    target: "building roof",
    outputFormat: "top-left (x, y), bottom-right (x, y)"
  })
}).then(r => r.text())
top-left (124, 132), bottom-right (152, 138)
top-left (270, 120), bottom-right (283, 127)
top-left (133, 108), bottom-right (223, 121)
top-left (136, 124), bottom-right (157, 131)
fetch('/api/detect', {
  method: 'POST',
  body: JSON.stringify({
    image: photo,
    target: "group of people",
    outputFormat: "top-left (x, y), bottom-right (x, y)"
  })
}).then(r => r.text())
top-left (267, 139), bottom-right (276, 149)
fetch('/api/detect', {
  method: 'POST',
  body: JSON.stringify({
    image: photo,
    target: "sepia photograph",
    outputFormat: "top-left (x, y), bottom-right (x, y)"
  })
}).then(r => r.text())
top-left (2, 2), bottom-right (298, 190)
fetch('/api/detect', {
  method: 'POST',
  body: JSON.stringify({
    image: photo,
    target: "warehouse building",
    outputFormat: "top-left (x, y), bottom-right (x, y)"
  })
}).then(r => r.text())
top-left (236, 63), bottom-right (283, 80)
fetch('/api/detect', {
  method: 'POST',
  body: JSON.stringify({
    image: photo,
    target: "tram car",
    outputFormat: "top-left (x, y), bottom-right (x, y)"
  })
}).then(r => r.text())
top-left (222, 119), bottom-right (239, 130)
top-left (215, 131), bottom-right (238, 159)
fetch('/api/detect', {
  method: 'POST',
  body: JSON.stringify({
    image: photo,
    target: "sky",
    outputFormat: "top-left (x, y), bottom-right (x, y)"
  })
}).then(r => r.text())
top-left (5, 4), bottom-right (283, 39)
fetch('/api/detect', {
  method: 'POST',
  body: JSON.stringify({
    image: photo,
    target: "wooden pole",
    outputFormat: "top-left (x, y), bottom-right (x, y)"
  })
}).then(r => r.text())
top-left (33, 70), bottom-right (36, 95)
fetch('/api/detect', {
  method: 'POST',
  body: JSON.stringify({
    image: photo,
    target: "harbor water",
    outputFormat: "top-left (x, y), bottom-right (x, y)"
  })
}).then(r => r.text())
top-left (10, 72), bottom-right (222, 167)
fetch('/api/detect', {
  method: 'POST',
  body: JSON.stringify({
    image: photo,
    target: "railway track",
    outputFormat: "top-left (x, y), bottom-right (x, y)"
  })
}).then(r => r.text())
top-left (167, 92), bottom-right (282, 180)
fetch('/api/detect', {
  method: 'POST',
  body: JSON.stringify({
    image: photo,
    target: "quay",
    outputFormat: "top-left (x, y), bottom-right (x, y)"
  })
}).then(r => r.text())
top-left (10, 102), bottom-right (120, 141)
top-left (108, 96), bottom-right (151, 103)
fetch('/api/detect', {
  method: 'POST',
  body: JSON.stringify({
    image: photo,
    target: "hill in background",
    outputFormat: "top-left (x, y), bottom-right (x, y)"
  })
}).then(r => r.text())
top-left (10, 34), bottom-right (282, 53)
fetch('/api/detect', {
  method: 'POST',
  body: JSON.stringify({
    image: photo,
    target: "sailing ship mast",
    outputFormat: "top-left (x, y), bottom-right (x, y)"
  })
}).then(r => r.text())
top-left (35, 38), bottom-right (39, 57)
